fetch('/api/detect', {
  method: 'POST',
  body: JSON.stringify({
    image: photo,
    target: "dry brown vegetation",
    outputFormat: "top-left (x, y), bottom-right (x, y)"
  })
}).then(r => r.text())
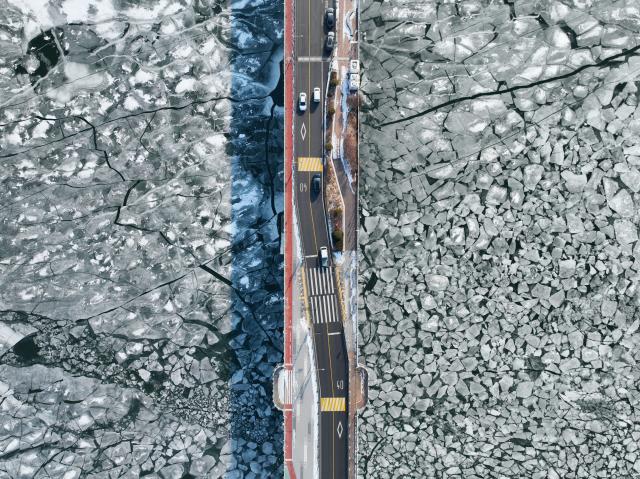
top-left (324, 160), bottom-right (344, 250)
top-left (343, 108), bottom-right (358, 186)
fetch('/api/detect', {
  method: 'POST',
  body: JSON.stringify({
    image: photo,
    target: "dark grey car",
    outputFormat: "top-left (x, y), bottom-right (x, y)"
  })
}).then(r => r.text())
top-left (325, 8), bottom-right (335, 29)
top-left (312, 174), bottom-right (321, 193)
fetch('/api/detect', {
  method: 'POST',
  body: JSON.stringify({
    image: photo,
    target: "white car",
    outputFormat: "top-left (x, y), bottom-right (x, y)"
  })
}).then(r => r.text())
top-left (299, 92), bottom-right (307, 111)
top-left (349, 73), bottom-right (359, 92)
top-left (313, 87), bottom-right (321, 103)
top-left (319, 246), bottom-right (329, 267)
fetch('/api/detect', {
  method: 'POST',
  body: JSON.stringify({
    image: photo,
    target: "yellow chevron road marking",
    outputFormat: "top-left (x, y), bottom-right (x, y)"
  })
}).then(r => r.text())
top-left (298, 157), bottom-right (323, 172)
top-left (320, 396), bottom-right (346, 412)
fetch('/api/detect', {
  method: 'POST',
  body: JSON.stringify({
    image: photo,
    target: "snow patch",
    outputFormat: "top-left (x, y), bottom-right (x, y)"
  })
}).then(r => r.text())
top-left (62, 0), bottom-right (116, 25)
top-left (175, 77), bottom-right (197, 94)
top-left (123, 95), bottom-right (141, 111)
top-left (173, 45), bottom-right (194, 59)
top-left (62, 0), bottom-right (91, 21)
top-left (46, 62), bottom-right (109, 104)
top-left (206, 134), bottom-right (226, 148)
top-left (7, 0), bottom-right (55, 41)
top-left (29, 250), bottom-right (50, 264)
top-left (5, 130), bottom-right (22, 146)
top-left (233, 179), bottom-right (260, 210)
top-left (233, 28), bottom-right (253, 49)
top-left (32, 120), bottom-right (52, 139)
top-left (126, 0), bottom-right (184, 21)
top-left (132, 69), bottom-right (156, 85)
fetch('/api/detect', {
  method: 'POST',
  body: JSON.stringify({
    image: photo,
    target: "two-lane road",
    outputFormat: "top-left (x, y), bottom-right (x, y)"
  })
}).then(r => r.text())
top-left (293, 0), bottom-right (349, 477)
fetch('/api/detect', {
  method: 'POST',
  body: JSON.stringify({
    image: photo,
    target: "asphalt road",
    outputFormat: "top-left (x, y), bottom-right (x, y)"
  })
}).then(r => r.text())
top-left (293, 0), bottom-right (349, 476)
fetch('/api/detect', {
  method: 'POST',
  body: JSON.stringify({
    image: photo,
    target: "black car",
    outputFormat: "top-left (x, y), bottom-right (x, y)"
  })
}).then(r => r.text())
top-left (325, 8), bottom-right (335, 29)
top-left (312, 174), bottom-right (321, 193)
top-left (325, 32), bottom-right (335, 51)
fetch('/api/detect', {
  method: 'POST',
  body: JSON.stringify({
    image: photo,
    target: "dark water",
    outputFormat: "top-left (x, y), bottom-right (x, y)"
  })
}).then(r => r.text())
top-left (228, 0), bottom-right (285, 476)
top-left (13, 336), bottom-right (39, 361)
top-left (15, 28), bottom-right (68, 84)
top-left (271, 59), bottom-right (285, 108)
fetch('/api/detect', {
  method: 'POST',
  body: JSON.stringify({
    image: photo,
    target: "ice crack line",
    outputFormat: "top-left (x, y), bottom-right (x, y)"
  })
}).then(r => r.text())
top-left (375, 44), bottom-right (640, 128)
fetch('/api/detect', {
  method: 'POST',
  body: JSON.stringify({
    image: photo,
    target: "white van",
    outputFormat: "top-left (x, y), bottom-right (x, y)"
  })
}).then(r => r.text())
top-left (319, 247), bottom-right (329, 267)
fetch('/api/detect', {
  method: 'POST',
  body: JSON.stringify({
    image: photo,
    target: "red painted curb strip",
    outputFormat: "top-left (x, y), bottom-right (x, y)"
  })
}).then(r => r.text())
top-left (283, 0), bottom-right (296, 473)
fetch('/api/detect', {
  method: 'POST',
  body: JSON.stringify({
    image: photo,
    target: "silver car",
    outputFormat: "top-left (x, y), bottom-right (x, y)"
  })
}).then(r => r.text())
top-left (298, 92), bottom-right (307, 111)
top-left (319, 246), bottom-right (329, 267)
top-left (325, 32), bottom-right (335, 52)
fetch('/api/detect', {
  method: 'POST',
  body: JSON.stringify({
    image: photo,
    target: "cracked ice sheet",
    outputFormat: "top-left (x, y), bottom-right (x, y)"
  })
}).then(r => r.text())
top-left (359, 1), bottom-right (640, 478)
top-left (0, 0), bottom-right (283, 476)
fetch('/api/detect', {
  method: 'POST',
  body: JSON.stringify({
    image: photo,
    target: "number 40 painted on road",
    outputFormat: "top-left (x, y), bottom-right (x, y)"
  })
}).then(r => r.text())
top-left (336, 379), bottom-right (344, 390)
top-left (299, 182), bottom-right (307, 192)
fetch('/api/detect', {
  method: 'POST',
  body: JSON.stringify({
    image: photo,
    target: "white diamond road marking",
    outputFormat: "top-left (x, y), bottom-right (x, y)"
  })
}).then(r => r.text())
top-left (337, 421), bottom-right (343, 438)
top-left (300, 122), bottom-right (306, 140)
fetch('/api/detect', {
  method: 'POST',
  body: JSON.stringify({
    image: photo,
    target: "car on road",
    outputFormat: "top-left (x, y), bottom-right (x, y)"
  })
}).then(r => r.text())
top-left (349, 73), bottom-right (359, 92)
top-left (325, 8), bottom-right (335, 29)
top-left (319, 246), bottom-right (329, 267)
top-left (325, 32), bottom-right (335, 52)
top-left (312, 173), bottom-right (321, 193)
top-left (298, 92), bottom-right (307, 111)
top-left (313, 87), bottom-right (321, 103)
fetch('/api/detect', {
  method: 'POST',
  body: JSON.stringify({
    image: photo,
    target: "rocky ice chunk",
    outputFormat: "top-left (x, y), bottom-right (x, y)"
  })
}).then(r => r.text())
top-left (608, 189), bottom-right (635, 217)
top-left (360, 1), bottom-right (640, 477)
top-left (562, 171), bottom-right (587, 193)
top-left (425, 274), bottom-right (449, 291)
top-left (524, 164), bottom-right (544, 190)
top-left (614, 219), bottom-right (638, 244)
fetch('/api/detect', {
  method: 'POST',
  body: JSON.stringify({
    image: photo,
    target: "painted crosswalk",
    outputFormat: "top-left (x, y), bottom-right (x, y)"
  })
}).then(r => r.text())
top-left (284, 368), bottom-right (293, 405)
top-left (310, 294), bottom-right (340, 324)
top-left (304, 267), bottom-right (340, 324)
top-left (307, 267), bottom-right (335, 296)
top-left (297, 56), bottom-right (324, 63)
top-left (320, 396), bottom-right (346, 412)
top-left (298, 156), bottom-right (323, 172)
